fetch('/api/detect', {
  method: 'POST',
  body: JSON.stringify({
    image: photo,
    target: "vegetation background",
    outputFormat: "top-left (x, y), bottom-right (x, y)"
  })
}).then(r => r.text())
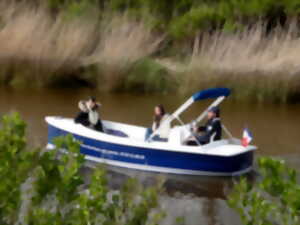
top-left (1, 0), bottom-right (300, 102)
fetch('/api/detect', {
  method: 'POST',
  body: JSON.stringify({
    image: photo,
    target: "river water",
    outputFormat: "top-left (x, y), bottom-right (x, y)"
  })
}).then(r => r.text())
top-left (0, 87), bottom-right (300, 225)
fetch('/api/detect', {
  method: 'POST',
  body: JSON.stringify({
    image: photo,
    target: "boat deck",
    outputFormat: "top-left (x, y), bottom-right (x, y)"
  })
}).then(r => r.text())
top-left (46, 117), bottom-right (256, 157)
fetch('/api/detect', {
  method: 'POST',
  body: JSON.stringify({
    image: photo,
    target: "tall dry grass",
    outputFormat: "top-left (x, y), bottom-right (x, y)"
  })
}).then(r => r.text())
top-left (1, 1), bottom-right (300, 101)
top-left (184, 23), bottom-right (300, 102)
top-left (82, 15), bottom-right (164, 90)
top-left (0, 2), bottom-right (98, 86)
top-left (0, 2), bottom-right (163, 89)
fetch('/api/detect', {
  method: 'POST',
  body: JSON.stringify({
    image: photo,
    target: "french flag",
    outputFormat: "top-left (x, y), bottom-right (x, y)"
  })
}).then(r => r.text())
top-left (242, 128), bottom-right (253, 147)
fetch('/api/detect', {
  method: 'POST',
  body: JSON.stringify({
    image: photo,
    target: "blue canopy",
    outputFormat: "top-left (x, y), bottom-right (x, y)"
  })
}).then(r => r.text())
top-left (192, 88), bottom-right (230, 101)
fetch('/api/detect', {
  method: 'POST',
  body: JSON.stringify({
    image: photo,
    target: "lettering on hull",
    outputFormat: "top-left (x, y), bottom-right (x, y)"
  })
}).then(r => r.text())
top-left (81, 144), bottom-right (145, 160)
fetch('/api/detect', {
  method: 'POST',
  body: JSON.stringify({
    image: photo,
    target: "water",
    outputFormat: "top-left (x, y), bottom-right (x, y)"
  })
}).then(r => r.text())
top-left (0, 87), bottom-right (300, 225)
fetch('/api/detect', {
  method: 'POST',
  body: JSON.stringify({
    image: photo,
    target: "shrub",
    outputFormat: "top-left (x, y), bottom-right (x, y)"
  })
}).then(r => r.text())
top-left (228, 157), bottom-right (300, 225)
top-left (112, 57), bottom-right (174, 93)
top-left (0, 113), bottom-right (165, 225)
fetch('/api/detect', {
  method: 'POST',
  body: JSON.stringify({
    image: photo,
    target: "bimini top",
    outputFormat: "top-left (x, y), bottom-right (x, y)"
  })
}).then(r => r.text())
top-left (192, 88), bottom-right (230, 101)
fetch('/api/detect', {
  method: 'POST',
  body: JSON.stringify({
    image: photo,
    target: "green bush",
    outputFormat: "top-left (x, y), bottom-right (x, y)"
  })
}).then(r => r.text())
top-left (0, 113), bottom-right (165, 225)
top-left (122, 58), bottom-right (176, 93)
top-left (31, 0), bottom-right (300, 39)
top-left (228, 157), bottom-right (300, 225)
top-left (43, 0), bottom-right (296, 36)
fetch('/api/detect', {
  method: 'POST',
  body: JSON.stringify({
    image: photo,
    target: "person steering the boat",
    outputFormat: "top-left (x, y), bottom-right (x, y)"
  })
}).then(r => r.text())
top-left (145, 104), bottom-right (170, 142)
top-left (74, 96), bottom-right (104, 132)
top-left (196, 106), bottom-right (222, 145)
top-left (185, 106), bottom-right (222, 145)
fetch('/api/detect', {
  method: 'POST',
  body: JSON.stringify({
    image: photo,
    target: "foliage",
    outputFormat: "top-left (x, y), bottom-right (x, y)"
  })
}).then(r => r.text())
top-left (45, 0), bottom-right (300, 37)
top-left (0, 113), bottom-right (164, 225)
top-left (1, 0), bottom-right (300, 102)
top-left (228, 157), bottom-right (300, 225)
top-left (121, 58), bottom-right (175, 93)
top-left (0, 113), bottom-right (37, 224)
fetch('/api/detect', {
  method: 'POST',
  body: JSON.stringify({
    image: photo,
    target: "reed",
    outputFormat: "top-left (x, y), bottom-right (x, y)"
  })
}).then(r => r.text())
top-left (1, 1), bottom-right (300, 102)
top-left (0, 2), bottom-right (99, 87)
top-left (82, 15), bottom-right (164, 91)
top-left (0, 2), bottom-right (164, 90)
top-left (183, 23), bottom-right (300, 102)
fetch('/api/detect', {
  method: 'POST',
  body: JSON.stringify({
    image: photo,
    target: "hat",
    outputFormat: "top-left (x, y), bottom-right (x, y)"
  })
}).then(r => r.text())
top-left (208, 106), bottom-right (220, 114)
top-left (78, 100), bottom-right (88, 112)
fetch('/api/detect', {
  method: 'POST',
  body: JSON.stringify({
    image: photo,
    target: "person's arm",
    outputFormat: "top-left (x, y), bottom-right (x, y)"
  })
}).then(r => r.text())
top-left (198, 120), bottom-right (209, 133)
top-left (152, 121), bottom-right (157, 131)
top-left (198, 126), bottom-right (207, 132)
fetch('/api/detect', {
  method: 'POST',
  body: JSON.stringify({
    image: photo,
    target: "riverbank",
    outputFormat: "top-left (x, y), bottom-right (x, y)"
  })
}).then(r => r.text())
top-left (1, 1), bottom-right (300, 102)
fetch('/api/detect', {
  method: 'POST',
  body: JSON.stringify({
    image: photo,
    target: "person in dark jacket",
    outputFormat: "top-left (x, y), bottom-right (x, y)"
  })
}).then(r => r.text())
top-left (74, 97), bottom-right (104, 132)
top-left (197, 106), bottom-right (222, 145)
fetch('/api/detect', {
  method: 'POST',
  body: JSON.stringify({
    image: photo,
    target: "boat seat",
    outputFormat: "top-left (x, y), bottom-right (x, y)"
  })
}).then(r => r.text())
top-left (168, 126), bottom-right (190, 145)
top-left (105, 129), bottom-right (129, 138)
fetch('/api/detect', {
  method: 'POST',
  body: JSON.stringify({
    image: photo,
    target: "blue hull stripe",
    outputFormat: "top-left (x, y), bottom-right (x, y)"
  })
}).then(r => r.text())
top-left (48, 125), bottom-right (253, 175)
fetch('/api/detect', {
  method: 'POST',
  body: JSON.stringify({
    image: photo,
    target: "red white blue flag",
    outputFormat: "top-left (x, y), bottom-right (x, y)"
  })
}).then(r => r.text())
top-left (242, 128), bottom-right (253, 147)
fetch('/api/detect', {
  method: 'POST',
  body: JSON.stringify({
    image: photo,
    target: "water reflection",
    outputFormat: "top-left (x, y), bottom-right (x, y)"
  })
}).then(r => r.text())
top-left (83, 163), bottom-right (244, 225)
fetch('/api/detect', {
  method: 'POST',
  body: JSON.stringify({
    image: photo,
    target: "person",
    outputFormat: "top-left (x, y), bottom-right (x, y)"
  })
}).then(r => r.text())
top-left (74, 97), bottom-right (104, 132)
top-left (74, 100), bottom-right (90, 127)
top-left (145, 104), bottom-right (170, 141)
top-left (196, 106), bottom-right (222, 145)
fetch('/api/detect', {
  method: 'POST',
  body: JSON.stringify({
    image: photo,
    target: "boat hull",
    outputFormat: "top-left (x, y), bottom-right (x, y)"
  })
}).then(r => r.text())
top-left (47, 123), bottom-right (253, 176)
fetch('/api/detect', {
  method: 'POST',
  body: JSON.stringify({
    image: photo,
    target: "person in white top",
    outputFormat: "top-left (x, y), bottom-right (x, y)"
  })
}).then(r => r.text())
top-left (145, 104), bottom-right (171, 141)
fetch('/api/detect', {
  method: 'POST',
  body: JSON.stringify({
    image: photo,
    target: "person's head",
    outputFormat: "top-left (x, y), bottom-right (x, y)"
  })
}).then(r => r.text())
top-left (207, 106), bottom-right (220, 119)
top-left (87, 96), bottom-right (98, 109)
top-left (154, 104), bottom-right (165, 116)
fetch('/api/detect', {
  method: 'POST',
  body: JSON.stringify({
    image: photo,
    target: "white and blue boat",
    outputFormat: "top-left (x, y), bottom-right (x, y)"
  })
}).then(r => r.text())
top-left (46, 88), bottom-right (256, 176)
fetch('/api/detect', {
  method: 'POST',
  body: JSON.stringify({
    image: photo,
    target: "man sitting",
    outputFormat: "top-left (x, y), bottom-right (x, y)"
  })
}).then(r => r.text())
top-left (185, 106), bottom-right (222, 146)
top-left (197, 106), bottom-right (222, 145)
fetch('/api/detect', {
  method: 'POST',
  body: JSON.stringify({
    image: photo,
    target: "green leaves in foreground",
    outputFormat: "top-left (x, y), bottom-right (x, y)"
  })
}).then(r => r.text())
top-left (228, 157), bottom-right (300, 225)
top-left (0, 113), bottom-right (164, 225)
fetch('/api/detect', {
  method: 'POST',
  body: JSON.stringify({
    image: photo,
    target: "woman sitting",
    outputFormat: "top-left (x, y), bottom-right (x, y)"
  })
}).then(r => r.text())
top-left (145, 104), bottom-right (170, 142)
top-left (74, 97), bottom-right (104, 132)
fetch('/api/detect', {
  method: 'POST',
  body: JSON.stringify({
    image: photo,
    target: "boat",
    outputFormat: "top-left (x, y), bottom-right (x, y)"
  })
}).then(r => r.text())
top-left (45, 88), bottom-right (256, 176)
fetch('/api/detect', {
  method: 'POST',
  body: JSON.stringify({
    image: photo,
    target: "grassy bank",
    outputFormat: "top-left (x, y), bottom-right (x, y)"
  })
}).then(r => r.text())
top-left (181, 23), bottom-right (300, 102)
top-left (1, 1), bottom-right (300, 102)
top-left (0, 2), bottom-right (168, 92)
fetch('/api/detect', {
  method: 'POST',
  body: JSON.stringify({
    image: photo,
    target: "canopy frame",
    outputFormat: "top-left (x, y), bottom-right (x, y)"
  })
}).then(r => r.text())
top-left (147, 88), bottom-right (230, 142)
